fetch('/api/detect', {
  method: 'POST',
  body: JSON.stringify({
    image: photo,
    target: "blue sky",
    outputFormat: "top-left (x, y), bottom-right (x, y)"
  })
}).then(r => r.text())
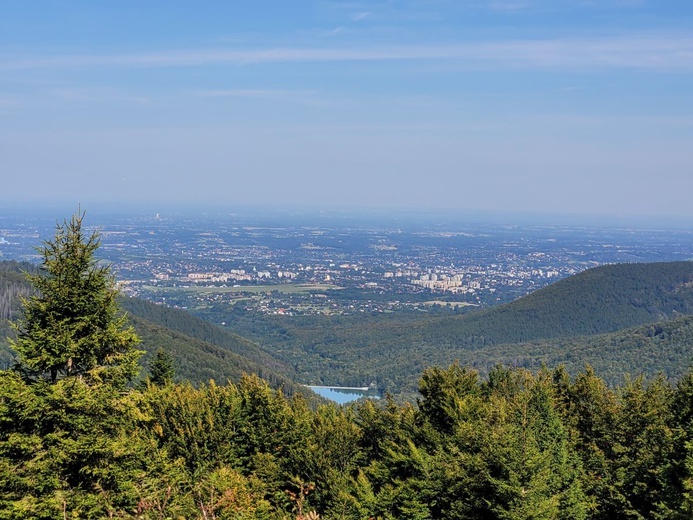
top-left (2, 1), bottom-right (693, 218)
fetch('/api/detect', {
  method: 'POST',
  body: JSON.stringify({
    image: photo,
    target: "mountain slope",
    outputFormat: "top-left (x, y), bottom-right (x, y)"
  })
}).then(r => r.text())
top-left (0, 262), bottom-right (308, 396)
top-left (213, 261), bottom-right (693, 393)
top-left (6, 260), bottom-right (693, 397)
top-left (120, 297), bottom-right (295, 379)
top-left (455, 314), bottom-right (693, 385)
top-left (0, 261), bottom-right (36, 367)
top-left (421, 261), bottom-right (693, 348)
top-left (128, 314), bottom-right (310, 396)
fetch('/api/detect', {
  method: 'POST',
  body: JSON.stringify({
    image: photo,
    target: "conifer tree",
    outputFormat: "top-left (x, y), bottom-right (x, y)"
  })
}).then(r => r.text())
top-left (0, 211), bottom-right (148, 517)
top-left (10, 211), bottom-right (141, 385)
top-left (149, 347), bottom-right (175, 386)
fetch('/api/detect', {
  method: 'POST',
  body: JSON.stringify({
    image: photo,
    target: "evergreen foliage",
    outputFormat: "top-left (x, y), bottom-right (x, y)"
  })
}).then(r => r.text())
top-left (3, 353), bottom-right (693, 516)
top-left (2, 221), bottom-right (693, 517)
top-left (0, 212), bottom-right (150, 518)
top-left (148, 347), bottom-right (175, 386)
top-left (0, 263), bottom-right (319, 399)
top-left (10, 213), bottom-right (141, 385)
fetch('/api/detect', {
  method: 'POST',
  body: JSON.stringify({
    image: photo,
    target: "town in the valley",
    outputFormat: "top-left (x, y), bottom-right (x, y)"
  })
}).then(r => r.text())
top-left (2, 209), bottom-right (692, 317)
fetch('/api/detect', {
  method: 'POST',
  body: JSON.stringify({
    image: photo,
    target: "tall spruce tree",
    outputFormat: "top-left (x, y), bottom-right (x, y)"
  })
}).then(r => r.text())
top-left (148, 347), bottom-right (175, 386)
top-left (10, 211), bottom-right (141, 385)
top-left (0, 212), bottom-right (149, 517)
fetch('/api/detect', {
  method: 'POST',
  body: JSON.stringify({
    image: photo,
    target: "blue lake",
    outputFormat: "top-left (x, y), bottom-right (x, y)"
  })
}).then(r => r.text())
top-left (307, 386), bottom-right (379, 405)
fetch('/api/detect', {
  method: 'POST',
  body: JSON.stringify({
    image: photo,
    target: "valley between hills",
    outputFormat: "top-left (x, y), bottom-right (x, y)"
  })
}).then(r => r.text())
top-left (3, 216), bottom-right (693, 518)
top-left (4, 259), bottom-right (693, 400)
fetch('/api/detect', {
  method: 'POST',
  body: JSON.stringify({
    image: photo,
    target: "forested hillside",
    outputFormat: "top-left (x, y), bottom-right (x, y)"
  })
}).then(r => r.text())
top-left (4, 215), bottom-right (693, 517)
top-left (120, 296), bottom-right (296, 380)
top-left (433, 314), bottom-right (693, 384)
top-left (0, 262), bottom-right (308, 396)
top-left (6, 259), bottom-right (693, 395)
top-left (0, 261), bottom-right (35, 367)
top-left (128, 313), bottom-right (311, 398)
top-left (212, 261), bottom-right (693, 394)
top-left (423, 261), bottom-right (693, 346)
top-left (0, 261), bottom-right (34, 321)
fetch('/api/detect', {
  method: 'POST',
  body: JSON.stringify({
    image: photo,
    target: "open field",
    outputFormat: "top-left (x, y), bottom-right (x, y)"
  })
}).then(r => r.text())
top-left (422, 300), bottom-right (479, 308)
top-left (142, 283), bottom-right (341, 295)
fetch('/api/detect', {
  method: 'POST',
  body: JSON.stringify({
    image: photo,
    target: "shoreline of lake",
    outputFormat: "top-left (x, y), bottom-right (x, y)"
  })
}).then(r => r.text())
top-left (307, 385), bottom-right (380, 405)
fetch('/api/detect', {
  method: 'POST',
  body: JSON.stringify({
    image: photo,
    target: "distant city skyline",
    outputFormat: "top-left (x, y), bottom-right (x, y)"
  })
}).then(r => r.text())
top-left (2, 1), bottom-right (692, 218)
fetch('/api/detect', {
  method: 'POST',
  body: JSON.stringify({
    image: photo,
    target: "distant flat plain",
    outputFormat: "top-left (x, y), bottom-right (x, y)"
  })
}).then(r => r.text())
top-left (142, 283), bottom-right (340, 295)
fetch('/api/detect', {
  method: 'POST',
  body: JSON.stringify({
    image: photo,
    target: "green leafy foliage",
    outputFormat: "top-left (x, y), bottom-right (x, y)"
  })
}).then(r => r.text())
top-left (3, 355), bottom-right (693, 517)
top-left (0, 264), bottom-right (319, 401)
top-left (0, 371), bottom-right (153, 518)
top-left (0, 212), bottom-right (151, 518)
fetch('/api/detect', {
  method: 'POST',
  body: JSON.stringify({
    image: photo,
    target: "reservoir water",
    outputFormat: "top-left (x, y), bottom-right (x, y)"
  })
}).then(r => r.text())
top-left (307, 386), bottom-right (379, 405)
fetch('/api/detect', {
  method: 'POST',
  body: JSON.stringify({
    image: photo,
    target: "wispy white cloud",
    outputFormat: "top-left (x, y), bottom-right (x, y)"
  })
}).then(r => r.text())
top-left (0, 87), bottom-right (155, 110)
top-left (556, 85), bottom-right (585, 92)
top-left (324, 26), bottom-right (346, 36)
top-left (3, 34), bottom-right (693, 72)
top-left (352, 11), bottom-right (372, 21)
top-left (48, 86), bottom-right (153, 104)
top-left (575, 0), bottom-right (645, 8)
top-left (197, 88), bottom-right (327, 106)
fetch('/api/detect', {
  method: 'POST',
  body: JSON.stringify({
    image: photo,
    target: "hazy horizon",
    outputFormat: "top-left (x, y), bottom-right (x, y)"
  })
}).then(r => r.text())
top-left (3, 202), bottom-right (693, 232)
top-left (2, 2), bottom-right (692, 218)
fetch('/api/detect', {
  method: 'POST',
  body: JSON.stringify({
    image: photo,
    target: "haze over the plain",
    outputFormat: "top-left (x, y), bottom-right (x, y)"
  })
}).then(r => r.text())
top-left (2, 1), bottom-right (692, 217)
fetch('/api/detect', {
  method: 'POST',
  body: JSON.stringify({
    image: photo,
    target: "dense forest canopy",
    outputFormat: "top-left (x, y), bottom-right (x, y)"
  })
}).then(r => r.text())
top-left (2, 213), bottom-right (693, 518)
top-left (197, 261), bottom-right (693, 394)
top-left (4, 353), bottom-right (693, 517)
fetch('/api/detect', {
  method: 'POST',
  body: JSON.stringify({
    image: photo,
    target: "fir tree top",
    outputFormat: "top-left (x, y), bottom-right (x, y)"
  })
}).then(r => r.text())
top-left (11, 211), bottom-right (141, 385)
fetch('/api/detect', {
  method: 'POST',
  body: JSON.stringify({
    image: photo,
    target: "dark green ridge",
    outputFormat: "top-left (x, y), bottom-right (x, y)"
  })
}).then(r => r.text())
top-left (6, 260), bottom-right (693, 397)
top-left (420, 261), bottom-right (693, 349)
top-left (398, 314), bottom-right (693, 391)
top-left (0, 261), bottom-right (316, 400)
top-left (214, 261), bottom-right (693, 394)
top-left (120, 296), bottom-right (296, 379)
top-left (128, 313), bottom-right (317, 400)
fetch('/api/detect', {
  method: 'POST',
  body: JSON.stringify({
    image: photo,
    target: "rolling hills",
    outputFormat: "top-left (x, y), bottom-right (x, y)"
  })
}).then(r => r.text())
top-left (3, 260), bottom-right (693, 398)
top-left (421, 260), bottom-right (693, 346)
top-left (119, 297), bottom-right (314, 397)
top-left (0, 261), bottom-right (309, 397)
top-left (213, 261), bottom-right (693, 393)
